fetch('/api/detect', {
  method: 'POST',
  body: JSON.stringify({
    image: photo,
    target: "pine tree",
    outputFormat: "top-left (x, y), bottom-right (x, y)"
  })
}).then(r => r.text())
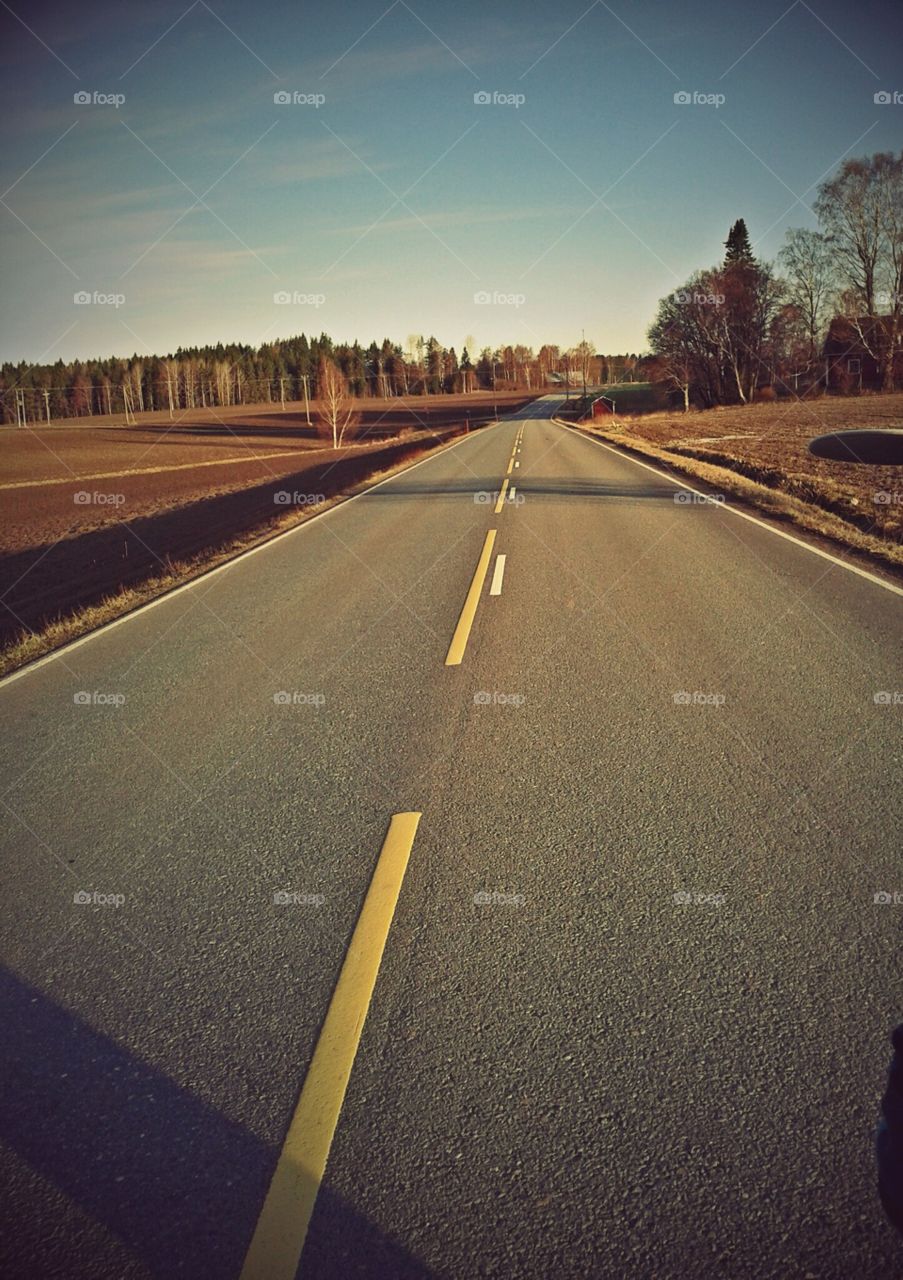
top-left (724, 218), bottom-right (754, 264)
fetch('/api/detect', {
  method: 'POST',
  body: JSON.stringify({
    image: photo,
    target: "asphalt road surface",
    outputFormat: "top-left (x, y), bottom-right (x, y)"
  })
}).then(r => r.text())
top-left (1, 394), bottom-right (901, 1279)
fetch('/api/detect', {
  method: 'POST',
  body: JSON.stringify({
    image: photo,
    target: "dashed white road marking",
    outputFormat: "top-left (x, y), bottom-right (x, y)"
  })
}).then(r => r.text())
top-left (489, 553), bottom-right (506, 596)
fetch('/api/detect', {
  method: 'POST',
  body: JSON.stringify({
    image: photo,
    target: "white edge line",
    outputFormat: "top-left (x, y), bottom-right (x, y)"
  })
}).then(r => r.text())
top-left (489, 553), bottom-right (506, 596)
top-left (0, 411), bottom-right (538, 690)
top-left (556, 421), bottom-right (903, 599)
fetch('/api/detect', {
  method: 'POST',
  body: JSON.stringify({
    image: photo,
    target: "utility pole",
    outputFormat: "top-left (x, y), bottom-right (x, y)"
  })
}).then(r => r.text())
top-left (581, 328), bottom-right (587, 403)
top-left (43, 390), bottom-right (52, 424)
top-left (15, 389), bottom-right (26, 427)
top-left (302, 375), bottom-right (311, 424)
top-left (279, 377), bottom-right (286, 411)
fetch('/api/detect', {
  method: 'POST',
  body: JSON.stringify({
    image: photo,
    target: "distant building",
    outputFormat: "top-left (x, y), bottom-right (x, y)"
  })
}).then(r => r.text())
top-left (823, 316), bottom-right (903, 392)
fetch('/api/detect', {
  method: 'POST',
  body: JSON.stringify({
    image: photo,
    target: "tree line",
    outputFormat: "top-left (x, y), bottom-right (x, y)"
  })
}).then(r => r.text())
top-left (1, 333), bottom-right (594, 425)
top-left (647, 150), bottom-right (903, 408)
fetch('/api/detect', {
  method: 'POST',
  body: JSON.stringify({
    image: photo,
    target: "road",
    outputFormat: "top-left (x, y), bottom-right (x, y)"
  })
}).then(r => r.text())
top-left (1, 394), bottom-right (901, 1279)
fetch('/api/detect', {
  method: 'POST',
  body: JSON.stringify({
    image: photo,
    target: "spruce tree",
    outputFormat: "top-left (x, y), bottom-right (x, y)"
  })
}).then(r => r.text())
top-left (724, 218), bottom-right (754, 264)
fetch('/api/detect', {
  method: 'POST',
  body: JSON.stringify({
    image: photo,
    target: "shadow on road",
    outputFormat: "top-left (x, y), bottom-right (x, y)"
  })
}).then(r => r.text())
top-left (0, 966), bottom-right (435, 1278)
top-left (364, 476), bottom-right (683, 502)
top-left (113, 404), bottom-right (507, 445)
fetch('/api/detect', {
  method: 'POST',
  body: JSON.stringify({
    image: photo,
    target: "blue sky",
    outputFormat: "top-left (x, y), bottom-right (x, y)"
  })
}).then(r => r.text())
top-left (1, 0), bottom-right (901, 363)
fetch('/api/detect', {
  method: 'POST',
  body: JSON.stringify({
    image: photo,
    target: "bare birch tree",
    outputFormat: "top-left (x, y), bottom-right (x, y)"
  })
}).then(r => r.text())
top-left (816, 152), bottom-right (903, 389)
top-left (316, 356), bottom-right (358, 448)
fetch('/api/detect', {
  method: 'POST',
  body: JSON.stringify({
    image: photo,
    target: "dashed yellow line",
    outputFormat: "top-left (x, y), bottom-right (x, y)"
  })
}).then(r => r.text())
top-left (445, 529), bottom-right (497, 666)
top-left (240, 811), bottom-right (423, 1280)
top-left (494, 478), bottom-right (510, 515)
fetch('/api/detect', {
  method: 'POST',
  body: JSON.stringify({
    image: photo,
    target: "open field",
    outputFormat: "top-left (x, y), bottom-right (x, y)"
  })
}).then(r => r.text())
top-left (596, 381), bottom-right (670, 413)
top-left (0, 426), bottom-right (479, 666)
top-left (0, 390), bottom-right (535, 662)
top-left (0, 391), bottom-right (532, 552)
top-left (589, 392), bottom-right (903, 547)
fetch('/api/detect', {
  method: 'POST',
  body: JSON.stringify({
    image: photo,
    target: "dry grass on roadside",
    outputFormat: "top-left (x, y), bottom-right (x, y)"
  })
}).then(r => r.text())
top-left (573, 423), bottom-right (903, 574)
top-left (594, 393), bottom-right (903, 546)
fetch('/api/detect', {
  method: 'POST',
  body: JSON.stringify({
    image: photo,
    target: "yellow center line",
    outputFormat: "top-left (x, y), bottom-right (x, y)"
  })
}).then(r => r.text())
top-left (240, 811), bottom-right (422, 1280)
top-left (493, 478), bottom-right (509, 515)
top-left (506, 458), bottom-right (513, 474)
top-left (444, 529), bottom-right (497, 666)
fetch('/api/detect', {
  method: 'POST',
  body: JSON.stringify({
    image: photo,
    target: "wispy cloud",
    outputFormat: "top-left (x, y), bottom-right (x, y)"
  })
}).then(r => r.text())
top-left (329, 205), bottom-right (576, 236)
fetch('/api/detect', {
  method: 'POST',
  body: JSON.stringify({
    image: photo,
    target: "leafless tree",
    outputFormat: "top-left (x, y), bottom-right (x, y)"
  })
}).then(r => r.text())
top-left (778, 228), bottom-right (836, 360)
top-left (575, 339), bottom-right (595, 392)
top-left (317, 356), bottom-right (358, 448)
top-left (815, 152), bottom-right (903, 389)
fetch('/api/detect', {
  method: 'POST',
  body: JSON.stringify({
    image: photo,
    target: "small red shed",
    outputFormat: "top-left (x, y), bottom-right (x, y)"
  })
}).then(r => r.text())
top-left (591, 396), bottom-right (615, 419)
